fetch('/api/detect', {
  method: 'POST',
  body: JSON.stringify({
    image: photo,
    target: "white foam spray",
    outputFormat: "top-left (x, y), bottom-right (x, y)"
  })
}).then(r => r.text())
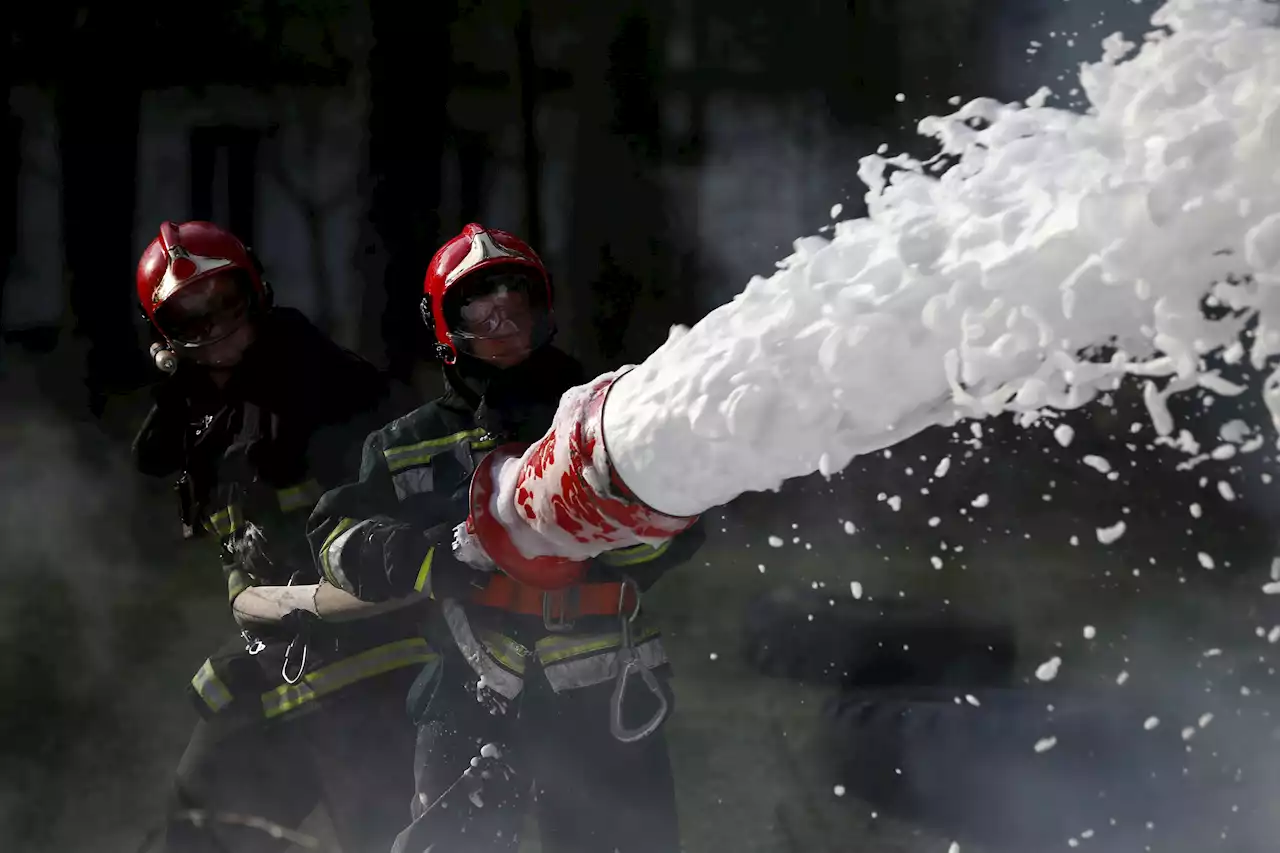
top-left (599, 0), bottom-right (1280, 518)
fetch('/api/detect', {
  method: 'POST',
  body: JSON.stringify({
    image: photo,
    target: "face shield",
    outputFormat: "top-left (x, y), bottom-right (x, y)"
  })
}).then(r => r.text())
top-left (153, 272), bottom-right (254, 349)
top-left (444, 270), bottom-right (553, 367)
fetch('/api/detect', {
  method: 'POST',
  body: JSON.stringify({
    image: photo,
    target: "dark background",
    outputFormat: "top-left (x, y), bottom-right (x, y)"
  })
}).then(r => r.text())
top-left (5, 1), bottom-right (1280, 851)
top-left (5, 0), bottom-right (1143, 389)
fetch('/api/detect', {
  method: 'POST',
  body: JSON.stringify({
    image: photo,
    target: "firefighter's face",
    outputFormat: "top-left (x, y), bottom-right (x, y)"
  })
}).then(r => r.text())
top-left (455, 286), bottom-right (538, 368)
top-left (158, 273), bottom-right (257, 368)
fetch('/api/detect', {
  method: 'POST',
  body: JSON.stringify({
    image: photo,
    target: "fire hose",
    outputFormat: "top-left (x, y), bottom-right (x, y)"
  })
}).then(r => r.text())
top-left (235, 370), bottom-right (694, 615)
top-left (231, 581), bottom-right (428, 627)
top-left (464, 368), bottom-right (699, 591)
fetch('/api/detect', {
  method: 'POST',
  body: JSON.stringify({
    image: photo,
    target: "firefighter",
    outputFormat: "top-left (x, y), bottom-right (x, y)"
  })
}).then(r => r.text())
top-left (132, 220), bottom-right (431, 852)
top-left (307, 223), bottom-right (705, 853)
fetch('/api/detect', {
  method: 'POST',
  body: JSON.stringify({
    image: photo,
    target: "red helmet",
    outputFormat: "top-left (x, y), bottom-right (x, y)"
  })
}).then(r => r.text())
top-left (136, 221), bottom-right (270, 345)
top-left (421, 223), bottom-right (554, 363)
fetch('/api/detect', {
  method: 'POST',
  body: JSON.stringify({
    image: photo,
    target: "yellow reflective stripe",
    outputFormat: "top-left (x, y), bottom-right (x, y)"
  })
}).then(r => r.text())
top-left (414, 547), bottom-right (435, 594)
top-left (541, 635), bottom-right (668, 693)
top-left (276, 479), bottom-right (323, 513)
top-left (383, 429), bottom-right (487, 473)
top-left (535, 627), bottom-right (661, 665)
top-left (203, 504), bottom-right (244, 537)
top-left (261, 638), bottom-right (436, 720)
top-left (226, 569), bottom-right (251, 602)
top-left (476, 629), bottom-right (530, 675)
top-left (319, 517), bottom-right (357, 587)
top-left (192, 659), bottom-right (234, 713)
top-left (596, 540), bottom-right (672, 567)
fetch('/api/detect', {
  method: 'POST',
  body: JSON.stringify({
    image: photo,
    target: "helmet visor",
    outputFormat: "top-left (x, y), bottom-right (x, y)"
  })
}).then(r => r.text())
top-left (154, 272), bottom-right (253, 348)
top-left (445, 270), bottom-right (552, 364)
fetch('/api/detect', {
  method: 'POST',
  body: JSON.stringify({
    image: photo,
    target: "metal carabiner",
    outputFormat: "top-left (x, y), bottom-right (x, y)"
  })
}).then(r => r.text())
top-left (278, 571), bottom-right (312, 684)
top-left (608, 579), bottom-right (669, 743)
top-left (241, 629), bottom-right (265, 656)
top-left (281, 634), bottom-right (309, 685)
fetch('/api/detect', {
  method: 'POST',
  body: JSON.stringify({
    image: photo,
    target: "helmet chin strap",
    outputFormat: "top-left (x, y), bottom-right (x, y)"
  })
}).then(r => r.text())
top-left (444, 344), bottom-right (558, 409)
top-left (443, 355), bottom-right (498, 411)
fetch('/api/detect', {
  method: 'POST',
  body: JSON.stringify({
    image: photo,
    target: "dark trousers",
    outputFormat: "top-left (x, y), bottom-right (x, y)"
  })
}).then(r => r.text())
top-left (160, 667), bottom-right (418, 852)
top-left (393, 653), bottom-right (680, 853)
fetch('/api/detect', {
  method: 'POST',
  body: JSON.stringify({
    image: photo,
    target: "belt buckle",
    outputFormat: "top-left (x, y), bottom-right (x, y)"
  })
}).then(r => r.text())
top-left (542, 587), bottom-right (578, 633)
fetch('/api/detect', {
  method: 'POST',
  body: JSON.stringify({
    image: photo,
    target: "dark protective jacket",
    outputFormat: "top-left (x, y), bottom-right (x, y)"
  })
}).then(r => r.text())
top-left (307, 346), bottom-right (705, 708)
top-left (132, 307), bottom-right (434, 720)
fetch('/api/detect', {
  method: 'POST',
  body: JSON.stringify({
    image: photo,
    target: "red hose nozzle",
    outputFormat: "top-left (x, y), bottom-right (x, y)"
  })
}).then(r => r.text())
top-left (465, 373), bottom-right (697, 590)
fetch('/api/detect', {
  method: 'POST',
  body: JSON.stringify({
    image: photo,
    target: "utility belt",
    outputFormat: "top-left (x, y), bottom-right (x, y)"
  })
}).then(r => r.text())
top-left (468, 573), bottom-right (639, 629)
top-left (444, 575), bottom-right (671, 743)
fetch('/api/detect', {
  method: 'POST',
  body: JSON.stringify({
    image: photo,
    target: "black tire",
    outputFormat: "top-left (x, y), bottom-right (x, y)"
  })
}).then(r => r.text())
top-left (820, 688), bottom-right (1263, 851)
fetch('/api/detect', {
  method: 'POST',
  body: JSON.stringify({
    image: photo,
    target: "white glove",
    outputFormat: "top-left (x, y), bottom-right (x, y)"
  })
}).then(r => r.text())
top-left (452, 522), bottom-right (497, 572)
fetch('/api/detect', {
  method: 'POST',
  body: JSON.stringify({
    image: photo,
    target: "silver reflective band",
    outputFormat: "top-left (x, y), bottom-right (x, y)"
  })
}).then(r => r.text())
top-left (541, 635), bottom-right (667, 693)
top-left (441, 598), bottom-right (525, 700)
top-left (191, 659), bottom-right (234, 714)
top-left (323, 519), bottom-right (376, 594)
top-left (392, 466), bottom-right (434, 501)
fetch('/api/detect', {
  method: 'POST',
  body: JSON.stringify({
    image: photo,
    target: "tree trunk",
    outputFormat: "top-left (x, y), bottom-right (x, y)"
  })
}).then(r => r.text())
top-left (456, 128), bottom-right (488, 225)
top-left (810, 0), bottom-right (902, 129)
top-left (514, 0), bottom-right (543, 250)
top-left (55, 10), bottom-right (144, 412)
top-left (0, 100), bottom-right (18, 342)
top-left (565, 4), bottom-right (677, 373)
top-left (190, 127), bottom-right (260, 241)
top-left (364, 0), bottom-right (455, 380)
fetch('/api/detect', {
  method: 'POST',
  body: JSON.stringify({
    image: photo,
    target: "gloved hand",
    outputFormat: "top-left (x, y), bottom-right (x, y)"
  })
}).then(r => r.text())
top-left (451, 522), bottom-right (497, 572)
top-left (236, 604), bottom-right (321, 643)
top-left (233, 521), bottom-right (276, 580)
top-left (458, 742), bottom-right (519, 809)
top-left (279, 608), bottom-right (322, 639)
top-left (474, 678), bottom-right (511, 717)
top-left (414, 522), bottom-right (497, 599)
top-left (279, 608), bottom-right (320, 684)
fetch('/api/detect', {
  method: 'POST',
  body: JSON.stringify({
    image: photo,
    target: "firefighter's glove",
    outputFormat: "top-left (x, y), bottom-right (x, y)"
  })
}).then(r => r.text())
top-left (416, 524), bottom-right (491, 599)
top-left (278, 608), bottom-right (322, 642)
top-left (460, 744), bottom-right (520, 810)
top-left (236, 605), bottom-right (319, 644)
top-left (474, 679), bottom-right (511, 716)
top-left (452, 523), bottom-right (497, 573)
top-left (233, 522), bottom-right (276, 580)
